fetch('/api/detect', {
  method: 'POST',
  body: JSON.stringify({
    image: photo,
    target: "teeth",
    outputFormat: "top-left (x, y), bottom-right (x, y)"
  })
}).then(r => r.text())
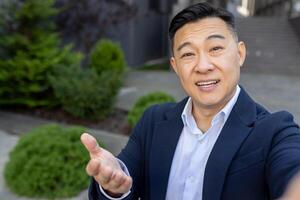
top-left (196, 80), bottom-right (218, 86)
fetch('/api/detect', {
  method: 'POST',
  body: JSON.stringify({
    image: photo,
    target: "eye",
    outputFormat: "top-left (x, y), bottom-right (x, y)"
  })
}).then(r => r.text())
top-left (181, 52), bottom-right (194, 58)
top-left (210, 46), bottom-right (224, 52)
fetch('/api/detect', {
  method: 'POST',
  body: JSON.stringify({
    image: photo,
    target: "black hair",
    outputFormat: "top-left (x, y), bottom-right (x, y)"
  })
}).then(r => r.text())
top-left (169, 2), bottom-right (237, 46)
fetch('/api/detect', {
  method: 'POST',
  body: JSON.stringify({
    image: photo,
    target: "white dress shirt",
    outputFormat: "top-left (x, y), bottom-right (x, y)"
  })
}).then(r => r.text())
top-left (166, 86), bottom-right (240, 200)
top-left (102, 86), bottom-right (241, 200)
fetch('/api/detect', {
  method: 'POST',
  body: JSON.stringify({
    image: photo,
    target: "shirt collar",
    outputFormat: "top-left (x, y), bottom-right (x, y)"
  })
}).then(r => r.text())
top-left (181, 85), bottom-right (241, 130)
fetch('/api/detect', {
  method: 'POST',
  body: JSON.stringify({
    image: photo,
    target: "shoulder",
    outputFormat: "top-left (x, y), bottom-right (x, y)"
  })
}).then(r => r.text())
top-left (255, 103), bottom-right (299, 131)
top-left (253, 103), bottom-right (300, 145)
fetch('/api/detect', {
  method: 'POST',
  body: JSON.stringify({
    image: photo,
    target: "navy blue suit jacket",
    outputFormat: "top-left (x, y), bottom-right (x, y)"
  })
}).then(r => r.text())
top-left (89, 87), bottom-right (300, 200)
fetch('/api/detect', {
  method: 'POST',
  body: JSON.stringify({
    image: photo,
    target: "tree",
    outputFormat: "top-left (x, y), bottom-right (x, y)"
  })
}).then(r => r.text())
top-left (0, 0), bottom-right (82, 107)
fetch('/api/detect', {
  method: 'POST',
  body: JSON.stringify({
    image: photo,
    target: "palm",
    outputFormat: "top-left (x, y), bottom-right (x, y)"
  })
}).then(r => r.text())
top-left (80, 133), bottom-right (132, 196)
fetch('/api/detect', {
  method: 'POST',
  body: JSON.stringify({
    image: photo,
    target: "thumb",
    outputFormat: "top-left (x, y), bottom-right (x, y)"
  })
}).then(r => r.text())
top-left (81, 133), bottom-right (101, 158)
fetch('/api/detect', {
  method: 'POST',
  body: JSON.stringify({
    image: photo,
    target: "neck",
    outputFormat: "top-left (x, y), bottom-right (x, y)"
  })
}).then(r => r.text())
top-left (191, 87), bottom-right (237, 132)
top-left (191, 103), bottom-right (219, 133)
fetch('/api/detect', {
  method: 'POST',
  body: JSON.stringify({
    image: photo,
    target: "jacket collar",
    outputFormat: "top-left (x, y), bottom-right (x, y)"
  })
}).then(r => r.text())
top-left (165, 86), bottom-right (256, 126)
top-left (232, 86), bottom-right (257, 127)
top-left (165, 96), bottom-right (189, 120)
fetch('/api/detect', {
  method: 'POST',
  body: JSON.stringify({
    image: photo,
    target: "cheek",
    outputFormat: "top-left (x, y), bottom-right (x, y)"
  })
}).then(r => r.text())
top-left (219, 54), bottom-right (240, 73)
top-left (177, 68), bottom-right (194, 91)
top-left (177, 64), bottom-right (194, 79)
top-left (177, 59), bottom-right (196, 69)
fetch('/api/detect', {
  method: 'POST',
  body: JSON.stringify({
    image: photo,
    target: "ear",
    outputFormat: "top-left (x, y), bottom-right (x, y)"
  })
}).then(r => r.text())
top-left (237, 41), bottom-right (246, 67)
top-left (170, 56), bottom-right (179, 75)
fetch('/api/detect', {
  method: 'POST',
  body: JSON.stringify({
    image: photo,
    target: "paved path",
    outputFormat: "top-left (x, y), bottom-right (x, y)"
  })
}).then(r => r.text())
top-left (0, 130), bottom-right (19, 199)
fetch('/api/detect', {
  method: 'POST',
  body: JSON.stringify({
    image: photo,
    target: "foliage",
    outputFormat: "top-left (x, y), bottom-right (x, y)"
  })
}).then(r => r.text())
top-left (49, 39), bottom-right (126, 119)
top-left (0, 0), bottom-right (82, 108)
top-left (90, 39), bottom-right (126, 76)
top-left (55, 0), bottom-right (136, 53)
top-left (49, 65), bottom-right (122, 119)
top-left (127, 92), bottom-right (176, 126)
top-left (138, 62), bottom-right (171, 71)
top-left (4, 124), bottom-right (104, 199)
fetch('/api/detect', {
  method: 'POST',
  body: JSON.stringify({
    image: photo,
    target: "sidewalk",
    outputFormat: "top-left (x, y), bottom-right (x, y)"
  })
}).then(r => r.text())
top-left (1, 70), bottom-right (300, 199)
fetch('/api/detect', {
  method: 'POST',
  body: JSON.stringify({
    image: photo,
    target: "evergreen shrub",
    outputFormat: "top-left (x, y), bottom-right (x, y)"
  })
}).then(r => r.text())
top-left (127, 92), bottom-right (176, 127)
top-left (0, 0), bottom-right (82, 107)
top-left (49, 65), bottom-right (122, 119)
top-left (90, 39), bottom-right (126, 75)
top-left (4, 124), bottom-right (104, 199)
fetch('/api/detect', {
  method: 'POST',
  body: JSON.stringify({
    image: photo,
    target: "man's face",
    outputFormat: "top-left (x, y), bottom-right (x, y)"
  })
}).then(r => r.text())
top-left (170, 17), bottom-right (246, 113)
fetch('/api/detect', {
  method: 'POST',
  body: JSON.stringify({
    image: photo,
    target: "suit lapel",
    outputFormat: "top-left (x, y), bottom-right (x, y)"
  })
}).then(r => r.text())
top-left (202, 88), bottom-right (257, 200)
top-left (149, 98), bottom-right (188, 199)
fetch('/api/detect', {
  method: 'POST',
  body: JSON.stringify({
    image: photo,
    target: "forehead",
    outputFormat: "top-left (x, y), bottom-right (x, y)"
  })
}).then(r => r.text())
top-left (173, 17), bottom-right (232, 46)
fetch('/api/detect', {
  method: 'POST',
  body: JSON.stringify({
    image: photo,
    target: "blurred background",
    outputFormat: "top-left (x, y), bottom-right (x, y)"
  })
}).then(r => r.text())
top-left (95, 0), bottom-right (300, 69)
top-left (0, 0), bottom-right (300, 199)
top-left (2, 0), bottom-right (298, 68)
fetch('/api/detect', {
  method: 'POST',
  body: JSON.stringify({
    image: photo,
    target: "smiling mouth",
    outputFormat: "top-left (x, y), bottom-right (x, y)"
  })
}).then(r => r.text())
top-left (195, 80), bottom-right (220, 87)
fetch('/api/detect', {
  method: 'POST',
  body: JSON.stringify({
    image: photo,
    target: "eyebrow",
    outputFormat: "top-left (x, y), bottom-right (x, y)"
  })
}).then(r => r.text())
top-left (206, 34), bottom-right (225, 40)
top-left (176, 34), bottom-right (226, 52)
top-left (177, 42), bottom-right (192, 52)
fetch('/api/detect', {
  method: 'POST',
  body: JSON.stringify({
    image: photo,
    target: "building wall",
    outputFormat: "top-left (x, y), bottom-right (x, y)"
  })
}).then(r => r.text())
top-left (254, 0), bottom-right (292, 17)
top-left (105, 0), bottom-right (172, 67)
top-left (290, 16), bottom-right (300, 37)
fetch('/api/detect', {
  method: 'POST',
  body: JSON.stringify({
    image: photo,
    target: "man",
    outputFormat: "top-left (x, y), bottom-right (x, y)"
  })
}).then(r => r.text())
top-left (81, 2), bottom-right (300, 200)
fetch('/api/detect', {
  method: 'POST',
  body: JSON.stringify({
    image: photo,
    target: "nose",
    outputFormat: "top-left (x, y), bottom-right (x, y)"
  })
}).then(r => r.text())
top-left (195, 54), bottom-right (214, 73)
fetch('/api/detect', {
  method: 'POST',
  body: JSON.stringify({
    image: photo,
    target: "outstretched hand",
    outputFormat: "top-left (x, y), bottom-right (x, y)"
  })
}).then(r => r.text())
top-left (81, 133), bottom-right (132, 197)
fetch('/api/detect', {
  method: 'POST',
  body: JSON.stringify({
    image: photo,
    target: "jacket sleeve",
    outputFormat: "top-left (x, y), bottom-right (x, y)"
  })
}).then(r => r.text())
top-left (88, 105), bottom-right (156, 200)
top-left (266, 111), bottom-right (300, 199)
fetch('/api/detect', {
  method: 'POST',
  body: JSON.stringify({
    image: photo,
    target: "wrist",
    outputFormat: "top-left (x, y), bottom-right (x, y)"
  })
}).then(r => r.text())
top-left (105, 190), bottom-right (123, 198)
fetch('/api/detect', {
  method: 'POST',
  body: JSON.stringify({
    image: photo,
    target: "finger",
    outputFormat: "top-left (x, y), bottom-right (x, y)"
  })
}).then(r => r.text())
top-left (115, 176), bottom-right (132, 194)
top-left (95, 165), bottom-right (114, 186)
top-left (107, 170), bottom-right (126, 189)
top-left (81, 133), bottom-right (101, 158)
top-left (86, 159), bottom-right (100, 177)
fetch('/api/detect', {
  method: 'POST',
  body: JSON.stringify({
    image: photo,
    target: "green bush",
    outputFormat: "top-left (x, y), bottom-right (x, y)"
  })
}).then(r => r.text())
top-left (138, 62), bottom-right (170, 71)
top-left (49, 65), bottom-right (122, 119)
top-left (90, 39), bottom-right (126, 76)
top-left (0, 0), bottom-right (82, 107)
top-left (127, 92), bottom-right (176, 127)
top-left (4, 124), bottom-right (102, 199)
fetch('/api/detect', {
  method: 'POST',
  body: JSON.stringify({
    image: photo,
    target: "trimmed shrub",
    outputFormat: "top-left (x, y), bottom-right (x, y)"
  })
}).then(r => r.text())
top-left (0, 0), bottom-right (82, 107)
top-left (4, 124), bottom-right (102, 199)
top-left (90, 39), bottom-right (126, 76)
top-left (127, 92), bottom-right (176, 127)
top-left (49, 65), bottom-right (122, 119)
